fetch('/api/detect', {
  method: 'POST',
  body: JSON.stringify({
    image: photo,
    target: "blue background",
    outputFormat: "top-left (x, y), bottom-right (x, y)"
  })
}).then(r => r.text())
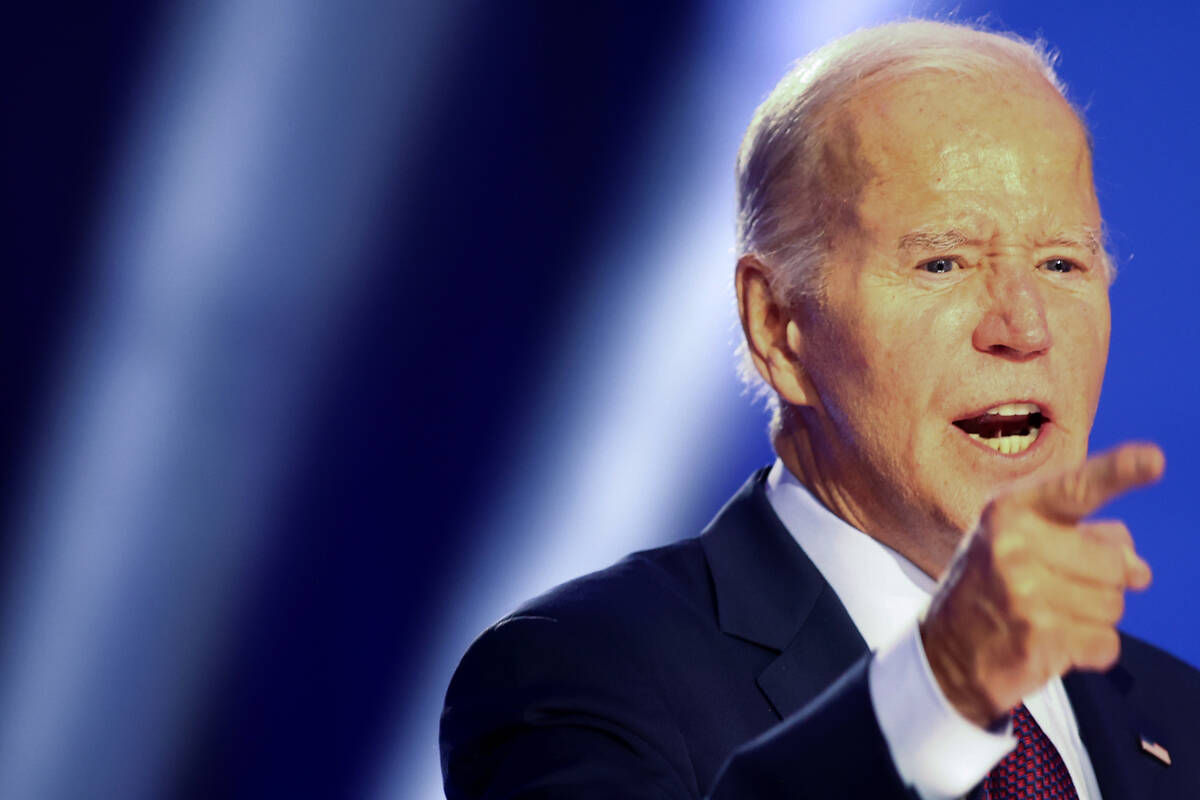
top-left (1, 2), bottom-right (1196, 798)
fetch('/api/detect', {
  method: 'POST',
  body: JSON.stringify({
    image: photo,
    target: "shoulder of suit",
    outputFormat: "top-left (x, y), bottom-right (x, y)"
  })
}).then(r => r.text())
top-left (492, 537), bottom-right (714, 642)
top-left (1119, 631), bottom-right (1200, 690)
top-left (444, 537), bottom-right (717, 721)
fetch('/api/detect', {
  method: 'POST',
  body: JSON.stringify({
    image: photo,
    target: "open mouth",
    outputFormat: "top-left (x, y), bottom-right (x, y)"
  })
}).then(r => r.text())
top-left (952, 402), bottom-right (1048, 455)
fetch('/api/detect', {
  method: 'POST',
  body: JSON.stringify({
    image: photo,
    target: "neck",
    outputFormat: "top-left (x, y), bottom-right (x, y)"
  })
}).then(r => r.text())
top-left (771, 412), bottom-right (959, 580)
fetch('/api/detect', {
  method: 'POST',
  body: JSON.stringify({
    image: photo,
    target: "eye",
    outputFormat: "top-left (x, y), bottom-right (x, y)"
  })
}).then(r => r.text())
top-left (1041, 258), bottom-right (1078, 273)
top-left (920, 257), bottom-right (959, 274)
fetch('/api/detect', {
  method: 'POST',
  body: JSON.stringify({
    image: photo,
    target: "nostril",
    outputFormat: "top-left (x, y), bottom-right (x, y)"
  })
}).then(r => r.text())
top-left (985, 342), bottom-right (1047, 361)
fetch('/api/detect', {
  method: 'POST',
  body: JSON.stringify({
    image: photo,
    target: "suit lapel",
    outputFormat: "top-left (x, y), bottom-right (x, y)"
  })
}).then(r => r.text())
top-left (702, 472), bottom-right (1178, 795)
top-left (699, 469), bottom-right (869, 719)
top-left (1064, 655), bottom-right (1166, 800)
top-left (755, 585), bottom-right (868, 718)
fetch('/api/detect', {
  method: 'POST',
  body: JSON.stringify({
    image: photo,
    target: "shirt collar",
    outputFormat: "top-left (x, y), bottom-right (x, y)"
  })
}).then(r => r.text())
top-left (764, 458), bottom-right (937, 650)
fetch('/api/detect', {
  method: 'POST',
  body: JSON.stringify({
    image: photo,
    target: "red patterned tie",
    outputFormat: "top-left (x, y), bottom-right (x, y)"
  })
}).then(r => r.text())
top-left (980, 704), bottom-right (1079, 799)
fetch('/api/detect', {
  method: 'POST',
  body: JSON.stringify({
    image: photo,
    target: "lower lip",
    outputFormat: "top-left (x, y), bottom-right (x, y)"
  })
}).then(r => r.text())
top-left (953, 421), bottom-right (1052, 460)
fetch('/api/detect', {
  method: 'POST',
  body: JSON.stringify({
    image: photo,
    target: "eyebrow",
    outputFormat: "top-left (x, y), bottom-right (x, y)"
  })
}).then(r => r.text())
top-left (897, 227), bottom-right (1103, 254)
top-left (1042, 228), bottom-right (1102, 254)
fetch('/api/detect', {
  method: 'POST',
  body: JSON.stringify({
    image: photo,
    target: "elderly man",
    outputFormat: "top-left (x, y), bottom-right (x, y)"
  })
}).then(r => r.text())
top-left (441, 20), bottom-right (1200, 799)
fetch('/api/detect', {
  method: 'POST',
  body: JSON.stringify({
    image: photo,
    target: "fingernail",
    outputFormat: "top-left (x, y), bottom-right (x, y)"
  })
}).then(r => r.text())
top-left (1138, 445), bottom-right (1166, 479)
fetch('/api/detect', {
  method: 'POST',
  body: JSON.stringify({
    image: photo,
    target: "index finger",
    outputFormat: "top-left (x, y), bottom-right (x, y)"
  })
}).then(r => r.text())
top-left (1029, 442), bottom-right (1165, 522)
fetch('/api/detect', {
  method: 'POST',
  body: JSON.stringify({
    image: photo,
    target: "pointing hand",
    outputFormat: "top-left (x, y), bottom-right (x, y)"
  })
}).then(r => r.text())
top-left (919, 443), bottom-right (1164, 726)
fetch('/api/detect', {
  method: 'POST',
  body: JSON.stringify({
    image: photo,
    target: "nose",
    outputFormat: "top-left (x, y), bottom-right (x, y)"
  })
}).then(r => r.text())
top-left (972, 271), bottom-right (1051, 359)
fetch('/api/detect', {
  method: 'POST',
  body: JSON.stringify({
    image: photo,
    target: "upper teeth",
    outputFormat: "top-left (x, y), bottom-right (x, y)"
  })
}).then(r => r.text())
top-left (985, 402), bottom-right (1040, 416)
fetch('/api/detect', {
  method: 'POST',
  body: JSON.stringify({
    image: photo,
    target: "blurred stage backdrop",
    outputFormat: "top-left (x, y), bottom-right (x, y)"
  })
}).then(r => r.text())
top-left (3, 1), bottom-right (1198, 798)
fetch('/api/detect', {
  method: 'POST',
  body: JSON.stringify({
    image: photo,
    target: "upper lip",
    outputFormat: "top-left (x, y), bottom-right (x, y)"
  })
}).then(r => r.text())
top-left (950, 398), bottom-right (1054, 424)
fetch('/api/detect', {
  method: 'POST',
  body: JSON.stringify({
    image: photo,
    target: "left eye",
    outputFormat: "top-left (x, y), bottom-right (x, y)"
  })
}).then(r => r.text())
top-left (1042, 258), bottom-right (1076, 273)
top-left (920, 258), bottom-right (958, 274)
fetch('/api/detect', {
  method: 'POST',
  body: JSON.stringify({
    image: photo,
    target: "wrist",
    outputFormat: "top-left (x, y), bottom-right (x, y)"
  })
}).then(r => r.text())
top-left (919, 605), bottom-right (1004, 728)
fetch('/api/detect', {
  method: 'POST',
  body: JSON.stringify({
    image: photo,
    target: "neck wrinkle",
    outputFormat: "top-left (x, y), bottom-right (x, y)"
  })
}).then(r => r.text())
top-left (772, 419), bottom-right (869, 533)
top-left (772, 415), bottom-right (953, 581)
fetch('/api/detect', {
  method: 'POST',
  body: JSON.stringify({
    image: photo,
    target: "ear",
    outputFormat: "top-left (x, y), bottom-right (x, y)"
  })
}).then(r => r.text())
top-left (735, 254), bottom-right (817, 407)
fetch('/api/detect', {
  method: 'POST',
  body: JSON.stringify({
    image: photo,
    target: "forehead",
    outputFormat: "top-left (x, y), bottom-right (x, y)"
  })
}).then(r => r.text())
top-left (840, 70), bottom-right (1100, 239)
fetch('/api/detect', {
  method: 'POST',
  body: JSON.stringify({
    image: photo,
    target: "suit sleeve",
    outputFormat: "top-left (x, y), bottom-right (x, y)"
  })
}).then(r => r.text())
top-left (440, 614), bottom-right (696, 798)
top-left (440, 614), bottom-right (919, 799)
top-left (709, 656), bottom-right (918, 799)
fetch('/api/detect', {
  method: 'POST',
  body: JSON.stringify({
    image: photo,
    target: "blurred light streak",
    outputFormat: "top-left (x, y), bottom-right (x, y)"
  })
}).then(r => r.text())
top-left (370, 2), bottom-right (906, 797)
top-left (0, 2), bottom-right (460, 798)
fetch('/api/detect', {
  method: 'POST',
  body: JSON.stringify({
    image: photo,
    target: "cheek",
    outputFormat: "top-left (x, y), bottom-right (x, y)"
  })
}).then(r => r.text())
top-left (814, 318), bottom-right (899, 406)
top-left (806, 281), bottom-right (970, 435)
top-left (801, 316), bottom-right (886, 439)
top-left (1056, 296), bottom-right (1110, 392)
top-left (867, 305), bottom-right (959, 400)
top-left (816, 316), bottom-right (945, 459)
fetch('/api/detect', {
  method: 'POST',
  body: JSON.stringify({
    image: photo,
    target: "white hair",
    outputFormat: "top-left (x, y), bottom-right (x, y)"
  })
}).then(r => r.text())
top-left (734, 19), bottom-right (1106, 431)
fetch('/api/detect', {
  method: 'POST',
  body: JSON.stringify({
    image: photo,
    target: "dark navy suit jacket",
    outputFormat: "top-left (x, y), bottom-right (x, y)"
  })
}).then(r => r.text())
top-left (440, 469), bottom-right (1200, 798)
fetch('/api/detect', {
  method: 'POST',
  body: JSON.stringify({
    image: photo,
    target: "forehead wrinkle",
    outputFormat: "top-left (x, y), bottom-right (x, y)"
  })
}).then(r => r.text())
top-left (897, 229), bottom-right (981, 252)
top-left (897, 225), bottom-right (1103, 255)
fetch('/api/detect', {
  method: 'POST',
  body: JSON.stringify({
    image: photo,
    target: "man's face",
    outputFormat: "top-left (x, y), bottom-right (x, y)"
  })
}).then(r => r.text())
top-left (791, 71), bottom-right (1111, 542)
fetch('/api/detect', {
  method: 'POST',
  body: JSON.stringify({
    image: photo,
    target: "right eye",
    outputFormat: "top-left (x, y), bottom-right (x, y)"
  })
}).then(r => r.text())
top-left (920, 258), bottom-right (959, 274)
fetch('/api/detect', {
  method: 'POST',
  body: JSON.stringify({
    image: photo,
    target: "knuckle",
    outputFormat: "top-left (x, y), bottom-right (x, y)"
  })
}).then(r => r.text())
top-left (1007, 582), bottom-right (1048, 633)
top-left (1027, 606), bottom-right (1056, 635)
top-left (990, 528), bottom-right (1034, 576)
top-left (983, 496), bottom-right (1024, 533)
top-left (1082, 541), bottom-right (1124, 585)
top-left (1079, 628), bottom-right (1121, 670)
top-left (1088, 520), bottom-right (1133, 547)
top-left (1098, 629), bottom-right (1121, 664)
top-left (1008, 571), bottom-right (1038, 605)
top-left (1105, 590), bottom-right (1125, 622)
top-left (992, 530), bottom-right (1027, 561)
top-left (1100, 548), bottom-right (1126, 584)
top-left (1029, 626), bottom-right (1066, 678)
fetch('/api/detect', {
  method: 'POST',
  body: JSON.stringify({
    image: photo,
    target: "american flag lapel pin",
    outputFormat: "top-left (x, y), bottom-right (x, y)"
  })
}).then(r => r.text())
top-left (1139, 735), bottom-right (1172, 766)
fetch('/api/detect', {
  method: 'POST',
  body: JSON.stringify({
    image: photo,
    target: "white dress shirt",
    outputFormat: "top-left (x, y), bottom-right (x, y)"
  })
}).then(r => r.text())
top-left (764, 459), bottom-right (1103, 800)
